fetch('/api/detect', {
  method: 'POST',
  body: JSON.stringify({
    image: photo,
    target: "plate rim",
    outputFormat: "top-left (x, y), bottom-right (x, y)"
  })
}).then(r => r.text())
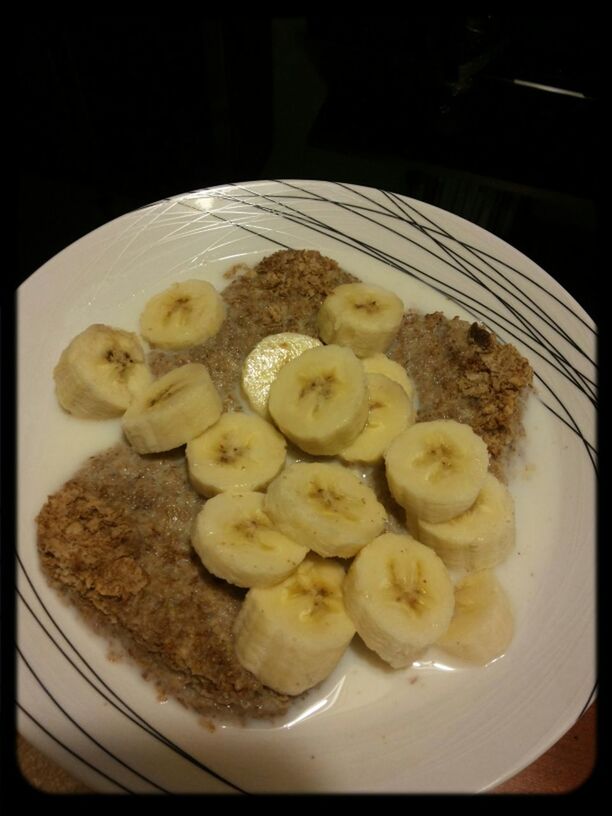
top-left (17, 178), bottom-right (597, 793)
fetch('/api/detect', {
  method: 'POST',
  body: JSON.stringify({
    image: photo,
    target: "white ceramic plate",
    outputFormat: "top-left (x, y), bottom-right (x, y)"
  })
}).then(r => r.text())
top-left (17, 180), bottom-right (596, 794)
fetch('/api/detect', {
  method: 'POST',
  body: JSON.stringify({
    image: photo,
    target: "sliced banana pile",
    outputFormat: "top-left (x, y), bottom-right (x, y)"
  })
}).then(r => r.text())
top-left (192, 490), bottom-right (308, 588)
top-left (52, 271), bottom-right (519, 699)
top-left (415, 473), bottom-right (515, 571)
top-left (53, 276), bottom-right (228, 421)
top-left (385, 421), bottom-right (516, 572)
top-left (234, 554), bottom-right (356, 695)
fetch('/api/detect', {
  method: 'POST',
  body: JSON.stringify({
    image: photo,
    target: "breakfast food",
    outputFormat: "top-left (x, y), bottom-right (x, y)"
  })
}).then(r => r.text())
top-left (54, 324), bottom-right (152, 419)
top-left (241, 332), bottom-right (322, 417)
top-left (414, 473), bottom-right (515, 571)
top-left (343, 533), bottom-right (456, 668)
top-left (36, 443), bottom-right (291, 719)
top-left (122, 363), bottom-right (222, 453)
top-left (317, 282), bottom-right (404, 357)
top-left (385, 420), bottom-right (490, 523)
top-left (233, 554), bottom-right (356, 695)
top-left (267, 343), bottom-right (369, 456)
top-left (186, 412), bottom-right (287, 497)
top-left (264, 462), bottom-right (387, 558)
top-left (191, 490), bottom-right (308, 588)
top-left (37, 248), bottom-right (533, 722)
top-left (362, 353), bottom-right (416, 400)
top-left (139, 279), bottom-right (226, 350)
top-left (387, 314), bottom-right (531, 473)
top-left (339, 373), bottom-right (415, 465)
top-left (436, 570), bottom-right (515, 665)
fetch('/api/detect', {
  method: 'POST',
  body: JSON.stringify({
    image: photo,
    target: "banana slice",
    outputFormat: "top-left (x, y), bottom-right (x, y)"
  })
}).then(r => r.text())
top-left (267, 344), bottom-right (369, 456)
top-left (122, 363), bottom-right (222, 453)
top-left (385, 420), bottom-right (490, 523)
top-left (415, 473), bottom-right (515, 571)
top-left (437, 570), bottom-right (514, 665)
top-left (340, 373), bottom-right (415, 465)
top-left (53, 324), bottom-right (152, 419)
top-left (317, 282), bottom-right (404, 358)
top-left (241, 332), bottom-right (322, 418)
top-left (186, 412), bottom-right (286, 497)
top-left (233, 553), bottom-right (356, 695)
top-left (191, 490), bottom-right (308, 588)
top-left (264, 462), bottom-right (387, 558)
top-left (139, 279), bottom-right (226, 350)
top-left (344, 533), bottom-right (455, 668)
top-left (362, 353), bottom-right (416, 401)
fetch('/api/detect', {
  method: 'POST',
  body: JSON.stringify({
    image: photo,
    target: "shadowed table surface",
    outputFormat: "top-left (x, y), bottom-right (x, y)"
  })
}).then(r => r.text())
top-left (17, 702), bottom-right (596, 794)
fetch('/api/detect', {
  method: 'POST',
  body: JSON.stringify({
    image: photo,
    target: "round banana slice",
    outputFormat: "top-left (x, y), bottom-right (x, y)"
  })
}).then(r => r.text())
top-left (267, 344), bottom-right (369, 456)
top-left (122, 363), bottom-right (222, 453)
top-left (437, 570), bottom-right (514, 665)
top-left (416, 473), bottom-right (515, 571)
top-left (186, 412), bottom-right (286, 497)
top-left (54, 324), bottom-right (152, 419)
top-left (317, 282), bottom-right (404, 358)
top-left (191, 491), bottom-right (308, 588)
top-left (140, 279), bottom-right (226, 350)
top-left (233, 554), bottom-right (356, 695)
top-left (340, 373), bottom-right (415, 465)
top-left (385, 419), bottom-right (490, 523)
top-left (344, 533), bottom-right (455, 668)
top-left (362, 353), bottom-right (416, 401)
top-left (264, 462), bottom-right (387, 558)
top-left (241, 332), bottom-right (322, 418)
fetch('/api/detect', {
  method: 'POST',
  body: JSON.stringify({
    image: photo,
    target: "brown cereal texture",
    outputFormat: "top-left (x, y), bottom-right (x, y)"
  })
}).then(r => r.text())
top-left (37, 249), bottom-right (533, 720)
top-left (148, 249), bottom-right (356, 409)
top-left (37, 444), bottom-right (290, 719)
top-left (387, 313), bottom-right (532, 477)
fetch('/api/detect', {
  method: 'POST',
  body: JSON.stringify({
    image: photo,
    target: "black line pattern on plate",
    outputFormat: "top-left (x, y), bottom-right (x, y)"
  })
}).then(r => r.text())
top-left (276, 178), bottom-right (595, 343)
top-left (18, 647), bottom-right (170, 793)
top-left (213, 193), bottom-right (603, 478)
top-left (200, 180), bottom-right (600, 476)
top-left (19, 180), bottom-right (597, 794)
top-left (578, 684), bottom-right (598, 720)
top-left (276, 180), bottom-right (597, 398)
top-left (16, 556), bottom-right (247, 794)
top-left (17, 557), bottom-right (167, 730)
top-left (16, 203), bottom-right (285, 796)
top-left (18, 585), bottom-right (156, 731)
top-left (380, 187), bottom-right (596, 355)
top-left (18, 704), bottom-right (132, 794)
top-left (249, 181), bottom-right (595, 340)
top-left (321, 182), bottom-right (598, 457)
top-left (374, 189), bottom-right (592, 400)
top-left (379, 189), bottom-right (597, 397)
top-left (217, 181), bottom-right (596, 471)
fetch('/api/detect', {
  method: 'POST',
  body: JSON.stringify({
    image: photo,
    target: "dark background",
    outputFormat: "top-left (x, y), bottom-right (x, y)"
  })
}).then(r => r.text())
top-left (18, 16), bottom-right (601, 320)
